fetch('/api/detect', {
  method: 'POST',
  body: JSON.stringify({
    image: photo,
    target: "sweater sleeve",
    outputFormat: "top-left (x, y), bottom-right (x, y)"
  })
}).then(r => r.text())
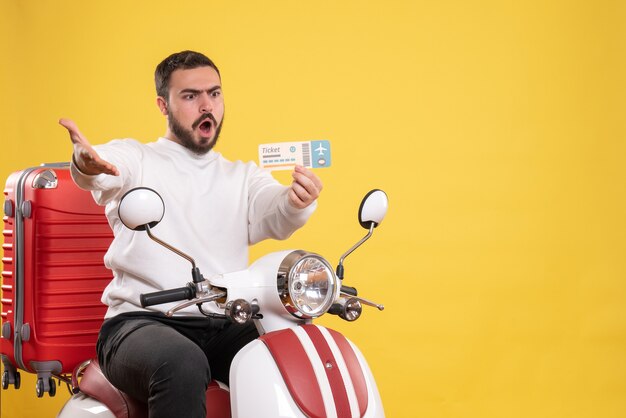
top-left (246, 164), bottom-right (317, 245)
top-left (70, 139), bottom-right (143, 206)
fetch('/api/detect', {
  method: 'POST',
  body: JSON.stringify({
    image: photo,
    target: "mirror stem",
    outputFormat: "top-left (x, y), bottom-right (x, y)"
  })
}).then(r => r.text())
top-left (336, 223), bottom-right (375, 280)
top-left (145, 225), bottom-right (197, 270)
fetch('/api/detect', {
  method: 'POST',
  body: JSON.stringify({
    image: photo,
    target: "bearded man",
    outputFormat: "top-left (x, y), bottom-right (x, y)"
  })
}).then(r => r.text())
top-left (59, 50), bottom-right (322, 418)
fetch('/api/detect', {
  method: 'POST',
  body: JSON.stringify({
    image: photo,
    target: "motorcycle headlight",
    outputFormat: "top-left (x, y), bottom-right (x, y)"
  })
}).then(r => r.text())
top-left (277, 250), bottom-right (338, 319)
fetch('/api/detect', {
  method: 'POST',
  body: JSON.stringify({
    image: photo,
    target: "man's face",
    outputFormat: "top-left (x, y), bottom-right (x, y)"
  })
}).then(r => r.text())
top-left (160, 66), bottom-right (225, 155)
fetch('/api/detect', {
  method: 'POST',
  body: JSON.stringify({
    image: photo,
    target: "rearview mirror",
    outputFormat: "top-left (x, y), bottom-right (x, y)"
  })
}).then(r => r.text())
top-left (336, 189), bottom-right (389, 280)
top-left (358, 189), bottom-right (388, 229)
top-left (118, 187), bottom-right (165, 231)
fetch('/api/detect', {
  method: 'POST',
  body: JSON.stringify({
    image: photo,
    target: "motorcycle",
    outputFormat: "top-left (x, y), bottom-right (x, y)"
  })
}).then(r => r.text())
top-left (57, 187), bottom-right (389, 418)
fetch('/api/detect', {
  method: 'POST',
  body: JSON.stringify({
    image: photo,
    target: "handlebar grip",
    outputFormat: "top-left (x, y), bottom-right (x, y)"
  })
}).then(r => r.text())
top-left (341, 285), bottom-right (358, 296)
top-left (140, 285), bottom-right (195, 307)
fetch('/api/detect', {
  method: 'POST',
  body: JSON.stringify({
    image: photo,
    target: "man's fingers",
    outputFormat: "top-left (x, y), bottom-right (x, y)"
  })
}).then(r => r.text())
top-left (290, 181), bottom-right (308, 201)
top-left (293, 165), bottom-right (323, 191)
top-left (59, 118), bottom-right (87, 144)
top-left (288, 166), bottom-right (323, 209)
top-left (79, 153), bottom-right (120, 176)
top-left (291, 167), bottom-right (322, 200)
top-left (77, 147), bottom-right (119, 176)
top-left (288, 188), bottom-right (307, 209)
top-left (58, 118), bottom-right (76, 131)
top-left (61, 118), bottom-right (120, 176)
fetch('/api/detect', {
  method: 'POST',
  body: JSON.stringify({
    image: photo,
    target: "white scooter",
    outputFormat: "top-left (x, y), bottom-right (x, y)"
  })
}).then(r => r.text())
top-left (58, 187), bottom-right (389, 418)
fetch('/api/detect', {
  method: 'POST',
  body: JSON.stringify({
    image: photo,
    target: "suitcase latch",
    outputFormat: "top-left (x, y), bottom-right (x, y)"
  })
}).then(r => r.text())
top-left (32, 169), bottom-right (59, 189)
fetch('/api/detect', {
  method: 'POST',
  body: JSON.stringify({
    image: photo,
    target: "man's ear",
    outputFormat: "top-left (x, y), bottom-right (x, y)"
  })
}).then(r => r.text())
top-left (156, 96), bottom-right (168, 116)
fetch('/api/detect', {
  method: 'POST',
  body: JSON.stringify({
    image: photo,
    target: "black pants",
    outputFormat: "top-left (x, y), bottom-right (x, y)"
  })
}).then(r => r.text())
top-left (96, 312), bottom-right (259, 418)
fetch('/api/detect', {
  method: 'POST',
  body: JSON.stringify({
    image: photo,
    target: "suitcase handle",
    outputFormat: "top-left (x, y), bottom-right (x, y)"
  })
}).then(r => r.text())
top-left (140, 284), bottom-right (196, 307)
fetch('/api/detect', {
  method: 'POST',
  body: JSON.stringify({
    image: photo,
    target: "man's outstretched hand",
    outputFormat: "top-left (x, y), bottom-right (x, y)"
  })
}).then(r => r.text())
top-left (59, 118), bottom-right (119, 176)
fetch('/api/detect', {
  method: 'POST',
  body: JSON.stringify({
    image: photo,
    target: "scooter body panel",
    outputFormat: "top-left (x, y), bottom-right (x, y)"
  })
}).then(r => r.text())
top-left (350, 340), bottom-right (385, 418)
top-left (230, 325), bottom-right (385, 418)
top-left (57, 392), bottom-right (116, 418)
top-left (230, 339), bottom-right (308, 418)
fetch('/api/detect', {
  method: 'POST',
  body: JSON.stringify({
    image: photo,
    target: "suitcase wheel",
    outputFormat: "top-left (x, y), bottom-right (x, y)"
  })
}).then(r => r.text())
top-left (35, 377), bottom-right (56, 397)
top-left (49, 378), bottom-right (56, 396)
top-left (2, 369), bottom-right (20, 390)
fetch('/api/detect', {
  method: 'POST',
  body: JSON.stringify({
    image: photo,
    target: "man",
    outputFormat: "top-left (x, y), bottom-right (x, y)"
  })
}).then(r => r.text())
top-left (59, 50), bottom-right (322, 418)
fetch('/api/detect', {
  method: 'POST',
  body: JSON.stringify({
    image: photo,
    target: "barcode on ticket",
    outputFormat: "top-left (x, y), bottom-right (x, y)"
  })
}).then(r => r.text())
top-left (258, 140), bottom-right (331, 171)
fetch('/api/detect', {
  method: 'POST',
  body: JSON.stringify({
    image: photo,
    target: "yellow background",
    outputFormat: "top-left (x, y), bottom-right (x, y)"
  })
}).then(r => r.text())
top-left (1, 0), bottom-right (625, 417)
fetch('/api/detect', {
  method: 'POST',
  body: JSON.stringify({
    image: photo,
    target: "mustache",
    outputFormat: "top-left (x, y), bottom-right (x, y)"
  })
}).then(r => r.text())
top-left (192, 113), bottom-right (218, 130)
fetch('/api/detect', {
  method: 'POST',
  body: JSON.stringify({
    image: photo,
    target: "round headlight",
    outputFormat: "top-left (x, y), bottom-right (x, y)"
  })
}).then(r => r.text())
top-left (277, 251), bottom-right (338, 319)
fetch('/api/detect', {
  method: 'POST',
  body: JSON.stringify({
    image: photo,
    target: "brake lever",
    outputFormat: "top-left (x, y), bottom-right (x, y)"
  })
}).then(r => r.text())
top-left (166, 289), bottom-right (227, 317)
top-left (339, 292), bottom-right (384, 311)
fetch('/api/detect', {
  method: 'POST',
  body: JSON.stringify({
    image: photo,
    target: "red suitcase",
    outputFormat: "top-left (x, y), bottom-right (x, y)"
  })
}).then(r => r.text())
top-left (1, 163), bottom-right (113, 397)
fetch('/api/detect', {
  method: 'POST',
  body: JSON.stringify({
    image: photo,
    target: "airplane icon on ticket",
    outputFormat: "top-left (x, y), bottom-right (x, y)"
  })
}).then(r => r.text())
top-left (315, 143), bottom-right (327, 156)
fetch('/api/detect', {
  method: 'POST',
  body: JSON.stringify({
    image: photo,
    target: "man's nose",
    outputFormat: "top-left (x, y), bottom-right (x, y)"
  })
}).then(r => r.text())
top-left (199, 94), bottom-right (213, 113)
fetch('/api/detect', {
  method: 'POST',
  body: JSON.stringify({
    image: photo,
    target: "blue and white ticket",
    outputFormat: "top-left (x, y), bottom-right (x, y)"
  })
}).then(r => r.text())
top-left (258, 140), bottom-right (332, 171)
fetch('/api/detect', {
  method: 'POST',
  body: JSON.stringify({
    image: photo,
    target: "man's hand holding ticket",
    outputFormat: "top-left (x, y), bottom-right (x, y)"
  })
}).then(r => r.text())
top-left (258, 140), bottom-right (329, 209)
top-left (258, 140), bottom-right (331, 171)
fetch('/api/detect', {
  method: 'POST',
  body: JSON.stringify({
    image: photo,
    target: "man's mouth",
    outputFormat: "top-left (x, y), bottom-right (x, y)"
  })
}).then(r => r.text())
top-left (198, 119), bottom-right (213, 136)
top-left (193, 114), bottom-right (217, 137)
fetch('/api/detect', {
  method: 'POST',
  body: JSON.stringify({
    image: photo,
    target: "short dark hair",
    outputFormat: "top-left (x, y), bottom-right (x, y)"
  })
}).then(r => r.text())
top-left (154, 50), bottom-right (220, 100)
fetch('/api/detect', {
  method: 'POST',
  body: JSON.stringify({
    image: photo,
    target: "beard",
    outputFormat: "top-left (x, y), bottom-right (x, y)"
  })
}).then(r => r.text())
top-left (168, 110), bottom-right (223, 156)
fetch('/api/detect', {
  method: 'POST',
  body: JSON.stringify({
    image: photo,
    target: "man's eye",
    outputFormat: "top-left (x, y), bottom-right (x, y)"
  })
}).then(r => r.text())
top-left (211, 91), bottom-right (221, 98)
top-left (183, 94), bottom-right (196, 100)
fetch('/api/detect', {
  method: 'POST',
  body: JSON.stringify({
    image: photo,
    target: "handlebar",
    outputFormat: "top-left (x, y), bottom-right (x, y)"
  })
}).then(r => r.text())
top-left (140, 284), bottom-right (196, 307)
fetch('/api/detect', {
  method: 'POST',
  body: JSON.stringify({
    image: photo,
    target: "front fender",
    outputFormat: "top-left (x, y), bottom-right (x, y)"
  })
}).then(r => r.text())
top-left (230, 324), bottom-right (385, 418)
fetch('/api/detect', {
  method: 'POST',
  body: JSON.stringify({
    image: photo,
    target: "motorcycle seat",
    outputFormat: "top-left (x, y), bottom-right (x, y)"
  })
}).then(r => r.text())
top-left (77, 359), bottom-right (231, 418)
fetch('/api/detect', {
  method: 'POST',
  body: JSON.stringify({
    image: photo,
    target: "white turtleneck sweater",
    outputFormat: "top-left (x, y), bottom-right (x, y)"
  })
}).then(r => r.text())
top-left (71, 138), bottom-right (316, 318)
